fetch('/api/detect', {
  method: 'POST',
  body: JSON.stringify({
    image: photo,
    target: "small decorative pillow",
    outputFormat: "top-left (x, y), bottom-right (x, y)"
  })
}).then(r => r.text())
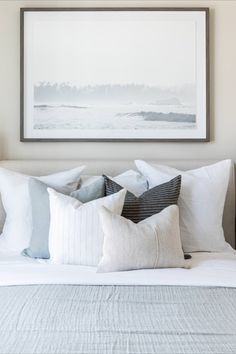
top-left (97, 205), bottom-right (186, 273)
top-left (77, 169), bottom-right (148, 200)
top-left (48, 188), bottom-right (126, 266)
top-left (103, 175), bottom-right (181, 223)
top-left (135, 159), bottom-right (233, 253)
top-left (0, 166), bottom-right (85, 254)
top-left (111, 169), bottom-right (148, 196)
top-left (71, 176), bottom-right (105, 203)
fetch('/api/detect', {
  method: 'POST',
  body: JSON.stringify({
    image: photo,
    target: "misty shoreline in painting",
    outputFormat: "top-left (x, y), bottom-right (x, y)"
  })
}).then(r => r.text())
top-left (33, 82), bottom-right (196, 130)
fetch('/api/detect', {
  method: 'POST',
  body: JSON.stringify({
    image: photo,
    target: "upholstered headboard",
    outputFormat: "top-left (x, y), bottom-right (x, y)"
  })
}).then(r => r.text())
top-left (0, 159), bottom-right (235, 248)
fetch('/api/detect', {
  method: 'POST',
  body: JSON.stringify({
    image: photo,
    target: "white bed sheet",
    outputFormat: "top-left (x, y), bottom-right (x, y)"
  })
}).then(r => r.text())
top-left (0, 252), bottom-right (236, 287)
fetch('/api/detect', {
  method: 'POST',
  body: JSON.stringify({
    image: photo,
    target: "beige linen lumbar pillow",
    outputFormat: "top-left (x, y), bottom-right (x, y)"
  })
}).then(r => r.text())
top-left (97, 205), bottom-right (187, 273)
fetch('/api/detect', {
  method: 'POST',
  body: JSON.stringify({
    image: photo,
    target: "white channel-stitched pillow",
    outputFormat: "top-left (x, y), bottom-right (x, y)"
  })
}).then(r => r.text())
top-left (0, 166), bottom-right (85, 253)
top-left (135, 160), bottom-right (233, 253)
top-left (48, 188), bottom-right (126, 266)
top-left (97, 205), bottom-right (186, 273)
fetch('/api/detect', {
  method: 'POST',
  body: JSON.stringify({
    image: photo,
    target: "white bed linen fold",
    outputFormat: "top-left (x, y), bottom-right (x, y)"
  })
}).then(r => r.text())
top-left (0, 252), bottom-right (236, 287)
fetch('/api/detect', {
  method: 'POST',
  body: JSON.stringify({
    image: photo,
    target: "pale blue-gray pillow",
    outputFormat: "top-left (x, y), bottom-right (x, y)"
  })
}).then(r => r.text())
top-left (71, 176), bottom-right (105, 203)
top-left (23, 178), bottom-right (51, 258)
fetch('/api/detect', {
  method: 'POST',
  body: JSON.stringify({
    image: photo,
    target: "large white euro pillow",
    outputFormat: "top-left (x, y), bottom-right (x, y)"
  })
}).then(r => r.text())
top-left (48, 188), bottom-right (126, 266)
top-left (0, 166), bottom-right (85, 253)
top-left (97, 205), bottom-right (186, 273)
top-left (135, 160), bottom-right (233, 253)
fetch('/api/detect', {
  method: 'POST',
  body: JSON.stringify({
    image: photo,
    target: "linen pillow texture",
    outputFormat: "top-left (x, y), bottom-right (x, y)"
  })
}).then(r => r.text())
top-left (48, 188), bottom-right (126, 266)
top-left (135, 160), bottom-right (233, 253)
top-left (97, 205), bottom-right (186, 273)
top-left (0, 166), bottom-right (85, 253)
top-left (103, 174), bottom-right (181, 223)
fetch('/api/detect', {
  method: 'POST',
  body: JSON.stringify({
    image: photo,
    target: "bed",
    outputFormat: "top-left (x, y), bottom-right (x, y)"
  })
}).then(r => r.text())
top-left (0, 159), bottom-right (235, 354)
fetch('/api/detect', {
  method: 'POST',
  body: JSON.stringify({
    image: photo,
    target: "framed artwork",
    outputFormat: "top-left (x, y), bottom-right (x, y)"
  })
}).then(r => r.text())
top-left (20, 7), bottom-right (209, 141)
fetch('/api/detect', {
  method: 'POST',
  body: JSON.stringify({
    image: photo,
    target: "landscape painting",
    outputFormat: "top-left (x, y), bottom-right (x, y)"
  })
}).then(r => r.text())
top-left (21, 8), bottom-right (209, 141)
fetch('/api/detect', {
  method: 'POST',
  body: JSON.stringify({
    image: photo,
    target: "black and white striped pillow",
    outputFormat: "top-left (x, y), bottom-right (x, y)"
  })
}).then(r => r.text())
top-left (103, 175), bottom-right (181, 223)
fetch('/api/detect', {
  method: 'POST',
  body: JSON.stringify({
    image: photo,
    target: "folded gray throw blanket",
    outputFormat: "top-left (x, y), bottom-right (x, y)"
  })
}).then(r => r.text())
top-left (0, 284), bottom-right (236, 354)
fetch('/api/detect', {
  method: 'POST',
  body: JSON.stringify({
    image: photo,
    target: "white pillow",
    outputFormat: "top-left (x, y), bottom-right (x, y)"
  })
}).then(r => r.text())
top-left (80, 169), bottom-right (148, 196)
top-left (113, 170), bottom-right (147, 196)
top-left (135, 160), bottom-right (233, 253)
top-left (48, 188), bottom-right (126, 266)
top-left (0, 166), bottom-right (85, 253)
top-left (97, 205), bottom-right (186, 273)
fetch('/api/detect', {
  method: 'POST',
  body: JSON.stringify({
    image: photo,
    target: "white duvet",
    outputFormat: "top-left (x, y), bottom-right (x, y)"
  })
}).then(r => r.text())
top-left (0, 252), bottom-right (236, 287)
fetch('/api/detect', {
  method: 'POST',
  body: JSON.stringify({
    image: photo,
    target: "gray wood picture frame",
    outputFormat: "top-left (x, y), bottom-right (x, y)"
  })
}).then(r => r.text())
top-left (20, 7), bottom-right (210, 142)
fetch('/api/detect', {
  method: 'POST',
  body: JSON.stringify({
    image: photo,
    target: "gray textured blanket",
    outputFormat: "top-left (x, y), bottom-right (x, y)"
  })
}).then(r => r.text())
top-left (0, 285), bottom-right (236, 354)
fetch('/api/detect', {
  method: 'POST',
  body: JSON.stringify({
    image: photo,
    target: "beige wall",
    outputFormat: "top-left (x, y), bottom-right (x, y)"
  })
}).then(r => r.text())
top-left (0, 0), bottom-right (236, 161)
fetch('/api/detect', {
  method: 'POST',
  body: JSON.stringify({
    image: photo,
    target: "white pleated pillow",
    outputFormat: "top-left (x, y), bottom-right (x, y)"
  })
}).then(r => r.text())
top-left (98, 205), bottom-right (186, 273)
top-left (48, 188), bottom-right (126, 266)
top-left (135, 160), bottom-right (233, 253)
